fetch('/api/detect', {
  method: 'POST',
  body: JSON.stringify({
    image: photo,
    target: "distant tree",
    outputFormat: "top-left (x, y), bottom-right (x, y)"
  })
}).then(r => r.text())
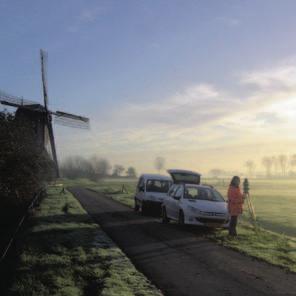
top-left (244, 160), bottom-right (256, 177)
top-left (262, 157), bottom-right (273, 177)
top-left (155, 157), bottom-right (166, 173)
top-left (61, 156), bottom-right (95, 180)
top-left (278, 154), bottom-right (288, 176)
top-left (91, 156), bottom-right (112, 177)
top-left (290, 154), bottom-right (296, 174)
top-left (112, 165), bottom-right (125, 177)
top-left (208, 169), bottom-right (224, 178)
top-left (126, 167), bottom-right (137, 178)
top-left (271, 156), bottom-right (279, 176)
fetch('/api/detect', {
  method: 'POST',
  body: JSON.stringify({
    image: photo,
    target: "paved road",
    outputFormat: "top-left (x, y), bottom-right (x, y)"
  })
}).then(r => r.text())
top-left (69, 187), bottom-right (296, 296)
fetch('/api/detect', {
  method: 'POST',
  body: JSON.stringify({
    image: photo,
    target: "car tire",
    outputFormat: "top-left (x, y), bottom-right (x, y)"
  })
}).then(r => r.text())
top-left (178, 210), bottom-right (185, 225)
top-left (162, 207), bottom-right (170, 224)
top-left (134, 198), bottom-right (140, 212)
top-left (141, 201), bottom-right (147, 215)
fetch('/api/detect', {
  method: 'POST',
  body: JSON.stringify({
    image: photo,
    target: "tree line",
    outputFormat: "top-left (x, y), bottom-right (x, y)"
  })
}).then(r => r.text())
top-left (258, 154), bottom-right (296, 177)
top-left (60, 155), bottom-right (137, 180)
top-left (209, 154), bottom-right (296, 178)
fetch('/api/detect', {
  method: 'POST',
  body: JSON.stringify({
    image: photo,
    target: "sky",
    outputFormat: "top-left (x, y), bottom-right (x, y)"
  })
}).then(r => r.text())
top-left (1, 0), bottom-right (296, 174)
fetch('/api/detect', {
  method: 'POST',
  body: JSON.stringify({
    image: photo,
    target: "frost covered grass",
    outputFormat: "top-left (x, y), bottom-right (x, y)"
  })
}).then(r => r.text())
top-left (10, 185), bottom-right (162, 296)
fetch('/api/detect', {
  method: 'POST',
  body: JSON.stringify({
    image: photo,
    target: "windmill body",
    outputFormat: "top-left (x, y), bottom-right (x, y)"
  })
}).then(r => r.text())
top-left (0, 50), bottom-right (90, 177)
top-left (15, 104), bottom-right (48, 149)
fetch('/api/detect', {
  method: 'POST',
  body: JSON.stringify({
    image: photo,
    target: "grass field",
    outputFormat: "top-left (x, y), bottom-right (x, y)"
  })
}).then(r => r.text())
top-left (10, 185), bottom-right (162, 296)
top-left (203, 178), bottom-right (296, 237)
top-left (62, 177), bottom-right (296, 272)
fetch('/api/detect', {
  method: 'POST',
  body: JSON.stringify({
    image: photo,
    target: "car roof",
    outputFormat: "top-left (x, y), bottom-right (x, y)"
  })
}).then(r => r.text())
top-left (140, 174), bottom-right (172, 181)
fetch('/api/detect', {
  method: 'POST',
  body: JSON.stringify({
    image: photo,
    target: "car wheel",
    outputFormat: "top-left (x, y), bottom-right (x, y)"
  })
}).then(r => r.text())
top-left (134, 198), bottom-right (140, 212)
top-left (162, 207), bottom-right (170, 224)
top-left (141, 201), bottom-right (147, 215)
top-left (178, 210), bottom-right (185, 225)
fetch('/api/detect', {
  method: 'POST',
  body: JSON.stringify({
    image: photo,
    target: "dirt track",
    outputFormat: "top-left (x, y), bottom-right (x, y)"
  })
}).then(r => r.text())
top-left (69, 187), bottom-right (296, 296)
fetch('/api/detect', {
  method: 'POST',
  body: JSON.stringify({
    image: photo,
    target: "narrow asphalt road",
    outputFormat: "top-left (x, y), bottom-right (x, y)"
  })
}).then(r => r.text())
top-left (69, 187), bottom-right (296, 296)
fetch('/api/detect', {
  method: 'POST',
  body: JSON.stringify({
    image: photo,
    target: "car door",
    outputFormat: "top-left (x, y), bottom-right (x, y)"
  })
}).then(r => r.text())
top-left (171, 186), bottom-right (183, 219)
top-left (165, 185), bottom-right (177, 218)
top-left (135, 177), bottom-right (145, 204)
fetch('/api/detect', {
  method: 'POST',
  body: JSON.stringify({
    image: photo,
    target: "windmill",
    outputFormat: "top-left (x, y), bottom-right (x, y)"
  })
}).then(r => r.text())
top-left (0, 49), bottom-right (90, 177)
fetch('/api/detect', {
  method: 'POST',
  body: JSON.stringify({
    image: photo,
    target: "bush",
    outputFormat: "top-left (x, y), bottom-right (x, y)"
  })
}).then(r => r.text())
top-left (0, 112), bottom-right (55, 208)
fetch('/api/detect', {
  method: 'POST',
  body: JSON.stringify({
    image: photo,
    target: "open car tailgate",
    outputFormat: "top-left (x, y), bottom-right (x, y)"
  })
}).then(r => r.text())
top-left (167, 169), bottom-right (201, 185)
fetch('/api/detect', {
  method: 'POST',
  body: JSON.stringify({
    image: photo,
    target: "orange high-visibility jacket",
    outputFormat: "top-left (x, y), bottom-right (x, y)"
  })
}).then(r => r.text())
top-left (227, 186), bottom-right (244, 216)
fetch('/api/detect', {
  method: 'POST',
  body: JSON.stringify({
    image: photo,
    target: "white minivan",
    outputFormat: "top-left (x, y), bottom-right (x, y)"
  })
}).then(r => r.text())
top-left (162, 170), bottom-right (229, 228)
top-left (134, 174), bottom-right (172, 214)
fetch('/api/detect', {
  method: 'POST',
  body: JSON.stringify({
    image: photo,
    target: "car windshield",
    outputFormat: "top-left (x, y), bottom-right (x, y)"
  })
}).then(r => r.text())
top-left (146, 179), bottom-right (171, 193)
top-left (184, 187), bottom-right (225, 202)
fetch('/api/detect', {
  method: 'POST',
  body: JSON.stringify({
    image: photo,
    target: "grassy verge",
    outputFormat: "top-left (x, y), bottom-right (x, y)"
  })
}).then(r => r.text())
top-left (64, 178), bottom-right (296, 273)
top-left (10, 184), bottom-right (163, 296)
top-left (208, 222), bottom-right (296, 273)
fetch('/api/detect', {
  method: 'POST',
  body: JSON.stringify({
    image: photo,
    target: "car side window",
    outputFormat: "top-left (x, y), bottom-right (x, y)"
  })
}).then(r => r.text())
top-left (168, 185), bottom-right (177, 197)
top-left (137, 177), bottom-right (145, 192)
top-left (185, 187), bottom-right (198, 199)
top-left (174, 186), bottom-right (183, 199)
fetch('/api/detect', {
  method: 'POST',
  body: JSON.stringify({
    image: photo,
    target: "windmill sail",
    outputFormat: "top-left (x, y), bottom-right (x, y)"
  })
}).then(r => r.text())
top-left (40, 49), bottom-right (60, 178)
top-left (0, 90), bottom-right (38, 108)
top-left (54, 111), bottom-right (90, 129)
top-left (40, 49), bottom-right (49, 110)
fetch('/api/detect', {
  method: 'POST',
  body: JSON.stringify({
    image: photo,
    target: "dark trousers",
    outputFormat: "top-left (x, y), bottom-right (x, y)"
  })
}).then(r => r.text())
top-left (229, 216), bottom-right (238, 236)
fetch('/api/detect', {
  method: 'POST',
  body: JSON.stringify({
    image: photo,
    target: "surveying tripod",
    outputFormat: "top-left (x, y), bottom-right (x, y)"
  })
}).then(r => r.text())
top-left (243, 178), bottom-right (256, 224)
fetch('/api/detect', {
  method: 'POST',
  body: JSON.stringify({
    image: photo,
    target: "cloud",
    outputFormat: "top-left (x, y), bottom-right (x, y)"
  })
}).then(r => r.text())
top-left (105, 60), bottom-right (296, 151)
top-left (79, 8), bottom-right (103, 23)
top-left (116, 83), bottom-right (239, 130)
top-left (66, 4), bottom-right (108, 33)
top-left (241, 60), bottom-right (296, 90)
top-left (56, 57), bottom-right (296, 170)
top-left (254, 112), bottom-right (283, 125)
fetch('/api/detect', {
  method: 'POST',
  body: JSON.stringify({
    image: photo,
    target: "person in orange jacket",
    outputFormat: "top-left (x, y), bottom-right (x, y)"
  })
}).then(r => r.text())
top-left (227, 176), bottom-right (245, 236)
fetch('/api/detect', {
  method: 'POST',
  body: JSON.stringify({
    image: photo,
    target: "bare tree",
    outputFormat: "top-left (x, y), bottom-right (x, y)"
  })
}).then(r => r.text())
top-left (278, 154), bottom-right (288, 176)
top-left (244, 160), bottom-right (256, 177)
top-left (90, 156), bottom-right (112, 178)
top-left (126, 167), bottom-right (137, 178)
top-left (155, 157), bottom-right (166, 173)
top-left (271, 156), bottom-right (279, 176)
top-left (61, 156), bottom-right (95, 180)
top-left (262, 157), bottom-right (273, 177)
top-left (290, 154), bottom-right (296, 175)
top-left (112, 165), bottom-right (125, 177)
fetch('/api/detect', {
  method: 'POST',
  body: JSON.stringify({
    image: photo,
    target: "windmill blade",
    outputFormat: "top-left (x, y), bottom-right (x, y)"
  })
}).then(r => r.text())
top-left (0, 90), bottom-right (39, 108)
top-left (53, 111), bottom-right (90, 129)
top-left (40, 49), bottom-right (49, 110)
top-left (46, 116), bottom-right (60, 177)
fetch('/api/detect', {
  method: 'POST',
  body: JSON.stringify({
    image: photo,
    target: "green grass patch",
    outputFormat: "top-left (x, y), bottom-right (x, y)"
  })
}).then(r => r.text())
top-left (10, 184), bottom-right (162, 296)
top-left (208, 222), bottom-right (296, 273)
top-left (63, 178), bottom-right (296, 273)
